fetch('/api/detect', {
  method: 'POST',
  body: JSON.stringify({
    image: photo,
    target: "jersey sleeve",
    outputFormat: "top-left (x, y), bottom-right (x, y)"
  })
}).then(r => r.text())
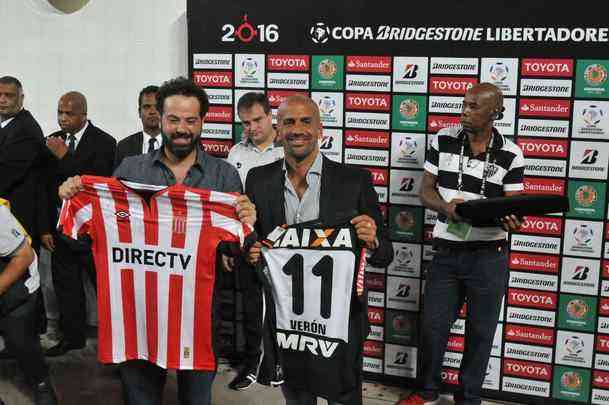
top-left (0, 201), bottom-right (27, 257)
top-left (503, 148), bottom-right (525, 192)
top-left (58, 192), bottom-right (93, 240)
top-left (208, 190), bottom-right (255, 247)
top-left (424, 133), bottom-right (440, 176)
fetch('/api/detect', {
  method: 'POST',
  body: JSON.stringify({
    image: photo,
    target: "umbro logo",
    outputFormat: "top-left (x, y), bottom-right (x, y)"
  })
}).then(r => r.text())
top-left (115, 210), bottom-right (130, 220)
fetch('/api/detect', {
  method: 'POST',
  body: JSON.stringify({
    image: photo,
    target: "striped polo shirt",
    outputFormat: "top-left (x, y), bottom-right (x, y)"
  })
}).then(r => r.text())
top-left (424, 125), bottom-right (524, 246)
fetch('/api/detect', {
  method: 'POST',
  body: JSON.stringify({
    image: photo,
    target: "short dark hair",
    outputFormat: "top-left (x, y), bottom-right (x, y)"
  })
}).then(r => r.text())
top-left (138, 85), bottom-right (159, 108)
top-left (237, 92), bottom-right (271, 115)
top-left (0, 76), bottom-right (23, 91)
top-left (156, 77), bottom-right (209, 118)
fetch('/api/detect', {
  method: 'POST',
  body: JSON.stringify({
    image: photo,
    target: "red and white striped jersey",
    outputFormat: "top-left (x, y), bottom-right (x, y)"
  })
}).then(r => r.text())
top-left (58, 175), bottom-right (252, 370)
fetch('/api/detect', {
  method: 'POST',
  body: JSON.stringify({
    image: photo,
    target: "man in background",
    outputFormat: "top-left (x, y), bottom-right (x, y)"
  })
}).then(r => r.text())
top-left (44, 91), bottom-right (116, 356)
top-left (0, 76), bottom-right (46, 253)
top-left (115, 85), bottom-right (161, 168)
top-left (225, 92), bottom-right (283, 391)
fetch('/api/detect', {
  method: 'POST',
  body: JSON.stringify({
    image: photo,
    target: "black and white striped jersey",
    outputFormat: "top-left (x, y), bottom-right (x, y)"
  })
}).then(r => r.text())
top-left (424, 125), bottom-right (524, 245)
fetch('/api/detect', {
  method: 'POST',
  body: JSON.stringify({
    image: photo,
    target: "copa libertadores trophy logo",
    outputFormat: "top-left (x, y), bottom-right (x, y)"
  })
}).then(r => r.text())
top-left (310, 22), bottom-right (330, 44)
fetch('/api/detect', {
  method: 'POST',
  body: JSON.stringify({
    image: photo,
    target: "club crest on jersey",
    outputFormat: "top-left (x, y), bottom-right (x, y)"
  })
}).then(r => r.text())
top-left (268, 227), bottom-right (353, 249)
top-left (173, 215), bottom-right (187, 234)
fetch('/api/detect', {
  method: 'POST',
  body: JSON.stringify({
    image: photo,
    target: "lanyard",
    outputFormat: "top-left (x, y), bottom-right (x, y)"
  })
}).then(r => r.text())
top-left (457, 132), bottom-right (495, 197)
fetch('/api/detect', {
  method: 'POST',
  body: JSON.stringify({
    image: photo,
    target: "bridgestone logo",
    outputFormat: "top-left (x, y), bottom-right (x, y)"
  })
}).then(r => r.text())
top-left (513, 240), bottom-right (559, 250)
top-left (572, 165), bottom-right (605, 172)
top-left (504, 381), bottom-right (547, 393)
top-left (432, 63), bottom-right (477, 70)
top-left (509, 311), bottom-right (554, 323)
top-left (522, 84), bottom-right (570, 92)
top-left (205, 128), bottom-right (230, 135)
top-left (268, 78), bottom-right (308, 86)
top-left (520, 124), bottom-right (567, 134)
top-left (347, 154), bottom-right (387, 162)
top-left (506, 347), bottom-right (551, 361)
top-left (195, 58), bottom-right (230, 66)
top-left (348, 79), bottom-right (388, 87)
top-left (595, 392), bottom-right (609, 401)
top-left (431, 101), bottom-right (462, 109)
top-left (208, 94), bottom-right (230, 102)
top-left (347, 117), bottom-right (389, 126)
top-left (526, 164), bottom-right (563, 173)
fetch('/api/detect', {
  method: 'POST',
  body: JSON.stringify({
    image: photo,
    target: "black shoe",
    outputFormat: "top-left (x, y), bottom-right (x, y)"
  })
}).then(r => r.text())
top-left (45, 339), bottom-right (86, 357)
top-left (34, 378), bottom-right (58, 405)
top-left (0, 348), bottom-right (15, 360)
top-left (228, 369), bottom-right (257, 391)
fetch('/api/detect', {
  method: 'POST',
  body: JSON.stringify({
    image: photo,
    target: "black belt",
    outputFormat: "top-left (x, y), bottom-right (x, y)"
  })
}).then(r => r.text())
top-left (433, 240), bottom-right (507, 255)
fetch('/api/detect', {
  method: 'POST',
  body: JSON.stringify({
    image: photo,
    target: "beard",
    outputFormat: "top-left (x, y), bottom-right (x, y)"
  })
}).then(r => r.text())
top-left (162, 131), bottom-right (199, 159)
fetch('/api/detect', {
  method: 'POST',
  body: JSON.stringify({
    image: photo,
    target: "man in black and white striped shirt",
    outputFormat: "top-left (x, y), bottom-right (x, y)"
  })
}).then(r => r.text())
top-left (397, 83), bottom-right (524, 405)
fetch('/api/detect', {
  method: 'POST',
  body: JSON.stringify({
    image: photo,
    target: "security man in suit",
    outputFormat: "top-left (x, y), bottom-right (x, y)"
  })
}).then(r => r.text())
top-left (114, 85), bottom-right (161, 168)
top-left (44, 91), bottom-right (116, 356)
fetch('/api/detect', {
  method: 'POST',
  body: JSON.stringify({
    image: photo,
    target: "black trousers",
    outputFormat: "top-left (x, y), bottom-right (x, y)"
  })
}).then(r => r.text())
top-left (0, 292), bottom-right (49, 384)
top-left (419, 246), bottom-right (508, 405)
top-left (235, 262), bottom-right (263, 371)
top-left (51, 234), bottom-right (96, 344)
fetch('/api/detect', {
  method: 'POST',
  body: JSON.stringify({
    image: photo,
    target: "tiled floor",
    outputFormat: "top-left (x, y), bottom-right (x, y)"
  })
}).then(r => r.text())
top-left (0, 332), bottom-right (517, 405)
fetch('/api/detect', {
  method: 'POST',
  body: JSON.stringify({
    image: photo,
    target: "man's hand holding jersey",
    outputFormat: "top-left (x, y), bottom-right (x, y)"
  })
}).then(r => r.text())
top-left (351, 214), bottom-right (380, 250)
top-left (59, 176), bottom-right (84, 200)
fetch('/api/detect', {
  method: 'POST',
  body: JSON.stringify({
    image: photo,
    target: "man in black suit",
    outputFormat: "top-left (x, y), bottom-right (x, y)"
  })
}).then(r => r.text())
top-left (0, 76), bottom-right (47, 251)
top-left (114, 85), bottom-right (161, 168)
top-left (245, 95), bottom-right (393, 405)
top-left (44, 91), bottom-right (116, 356)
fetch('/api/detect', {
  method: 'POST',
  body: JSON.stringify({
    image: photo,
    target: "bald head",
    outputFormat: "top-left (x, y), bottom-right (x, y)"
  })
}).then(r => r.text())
top-left (60, 91), bottom-right (87, 115)
top-left (277, 94), bottom-right (320, 123)
top-left (58, 91), bottom-right (88, 134)
top-left (467, 83), bottom-right (503, 117)
top-left (276, 94), bottom-right (323, 162)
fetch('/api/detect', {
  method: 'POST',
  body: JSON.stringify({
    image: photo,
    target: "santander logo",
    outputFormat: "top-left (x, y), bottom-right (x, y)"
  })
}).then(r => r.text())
top-left (519, 98), bottom-right (571, 118)
top-left (510, 252), bottom-right (559, 273)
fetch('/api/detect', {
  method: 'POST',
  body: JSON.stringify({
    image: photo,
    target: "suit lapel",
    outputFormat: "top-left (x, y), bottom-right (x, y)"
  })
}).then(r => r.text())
top-left (133, 132), bottom-right (144, 154)
top-left (319, 156), bottom-right (333, 224)
top-left (75, 123), bottom-right (94, 155)
top-left (270, 160), bottom-right (287, 227)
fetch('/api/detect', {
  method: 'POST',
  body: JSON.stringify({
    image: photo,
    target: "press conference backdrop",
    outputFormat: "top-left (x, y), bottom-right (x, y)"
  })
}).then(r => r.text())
top-left (187, 1), bottom-right (609, 403)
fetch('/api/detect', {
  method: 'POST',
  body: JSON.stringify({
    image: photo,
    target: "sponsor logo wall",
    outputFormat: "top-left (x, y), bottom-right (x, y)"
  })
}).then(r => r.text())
top-left (189, 4), bottom-right (609, 403)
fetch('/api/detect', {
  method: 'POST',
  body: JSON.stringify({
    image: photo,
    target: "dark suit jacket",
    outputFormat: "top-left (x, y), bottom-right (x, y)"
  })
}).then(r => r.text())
top-left (0, 109), bottom-right (47, 248)
top-left (42, 121), bottom-right (116, 233)
top-left (114, 131), bottom-right (143, 170)
top-left (245, 155), bottom-right (392, 267)
top-left (245, 155), bottom-right (393, 390)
